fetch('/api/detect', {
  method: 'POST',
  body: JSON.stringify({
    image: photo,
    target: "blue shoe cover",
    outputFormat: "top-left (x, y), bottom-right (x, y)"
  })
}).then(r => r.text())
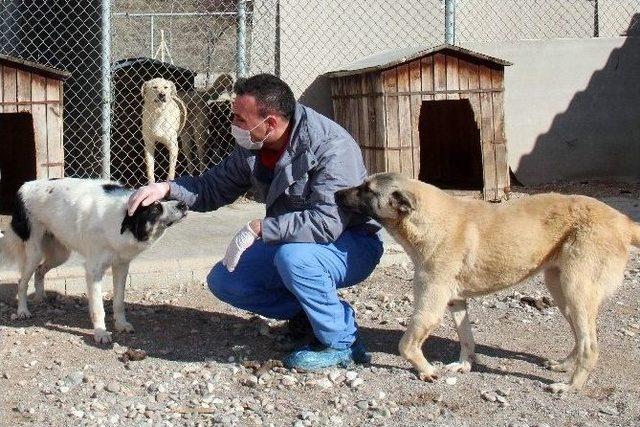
top-left (283, 340), bottom-right (370, 371)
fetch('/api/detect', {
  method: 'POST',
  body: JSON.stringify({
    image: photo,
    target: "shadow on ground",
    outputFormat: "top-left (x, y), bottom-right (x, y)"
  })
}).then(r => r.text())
top-left (1, 285), bottom-right (553, 385)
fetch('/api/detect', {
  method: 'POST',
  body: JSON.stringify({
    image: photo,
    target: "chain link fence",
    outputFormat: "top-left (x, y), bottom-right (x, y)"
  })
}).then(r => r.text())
top-left (1, 1), bottom-right (104, 179)
top-left (457, 0), bottom-right (639, 41)
top-left (109, 1), bottom-right (241, 186)
top-left (0, 0), bottom-right (638, 188)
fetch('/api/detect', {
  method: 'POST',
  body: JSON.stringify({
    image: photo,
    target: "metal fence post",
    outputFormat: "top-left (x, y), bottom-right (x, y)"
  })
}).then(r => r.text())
top-left (593, 0), bottom-right (600, 37)
top-left (236, 0), bottom-right (248, 77)
top-left (445, 0), bottom-right (456, 45)
top-left (101, 0), bottom-right (112, 179)
top-left (150, 15), bottom-right (155, 57)
top-left (274, 0), bottom-right (281, 77)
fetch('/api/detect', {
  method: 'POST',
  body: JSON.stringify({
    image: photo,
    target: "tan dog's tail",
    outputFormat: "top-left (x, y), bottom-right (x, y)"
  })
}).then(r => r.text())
top-left (629, 220), bottom-right (640, 248)
top-left (174, 95), bottom-right (188, 134)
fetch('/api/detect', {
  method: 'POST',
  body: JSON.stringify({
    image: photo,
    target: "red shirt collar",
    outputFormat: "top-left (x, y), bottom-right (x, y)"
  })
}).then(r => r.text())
top-left (259, 139), bottom-right (289, 170)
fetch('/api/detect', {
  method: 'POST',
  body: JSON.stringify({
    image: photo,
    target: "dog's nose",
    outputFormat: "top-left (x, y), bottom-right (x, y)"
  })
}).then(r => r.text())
top-left (177, 201), bottom-right (187, 212)
top-left (158, 93), bottom-right (166, 101)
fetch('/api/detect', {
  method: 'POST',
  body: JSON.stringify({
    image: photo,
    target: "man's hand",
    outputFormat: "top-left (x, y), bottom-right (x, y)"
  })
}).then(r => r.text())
top-left (127, 182), bottom-right (170, 216)
top-left (223, 220), bottom-right (262, 272)
top-left (248, 218), bottom-right (262, 237)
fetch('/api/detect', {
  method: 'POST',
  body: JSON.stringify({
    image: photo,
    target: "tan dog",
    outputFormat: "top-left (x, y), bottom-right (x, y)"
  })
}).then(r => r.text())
top-left (335, 172), bottom-right (640, 393)
top-left (176, 73), bottom-right (236, 175)
top-left (176, 90), bottom-right (208, 175)
top-left (141, 78), bottom-right (187, 183)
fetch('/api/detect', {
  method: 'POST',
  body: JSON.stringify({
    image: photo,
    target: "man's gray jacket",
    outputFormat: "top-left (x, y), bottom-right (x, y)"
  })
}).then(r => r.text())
top-left (168, 103), bottom-right (381, 243)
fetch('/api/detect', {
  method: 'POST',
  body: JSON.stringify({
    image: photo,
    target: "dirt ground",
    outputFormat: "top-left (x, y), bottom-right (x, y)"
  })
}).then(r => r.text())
top-left (1, 181), bottom-right (640, 426)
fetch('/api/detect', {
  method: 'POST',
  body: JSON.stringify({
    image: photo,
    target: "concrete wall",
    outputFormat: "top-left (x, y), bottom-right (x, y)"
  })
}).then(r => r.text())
top-left (248, 0), bottom-right (640, 184)
top-left (299, 37), bottom-right (640, 184)
top-left (249, 0), bottom-right (444, 98)
top-left (250, 0), bottom-right (636, 98)
top-left (463, 37), bottom-right (640, 184)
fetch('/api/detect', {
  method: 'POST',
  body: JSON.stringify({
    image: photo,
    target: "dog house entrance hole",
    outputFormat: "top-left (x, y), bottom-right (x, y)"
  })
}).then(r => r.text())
top-left (0, 112), bottom-right (37, 213)
top-left (418, 99), bottom-right (483, 190)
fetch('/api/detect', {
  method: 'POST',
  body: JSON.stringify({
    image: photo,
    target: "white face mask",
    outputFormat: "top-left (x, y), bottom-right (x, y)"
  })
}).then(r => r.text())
top-left (231, 117), bottom-right (271, 150)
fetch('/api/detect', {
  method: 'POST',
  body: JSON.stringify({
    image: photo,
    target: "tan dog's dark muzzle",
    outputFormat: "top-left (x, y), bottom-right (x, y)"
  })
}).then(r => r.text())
top-left (335, 187), bottom-right (361, 213)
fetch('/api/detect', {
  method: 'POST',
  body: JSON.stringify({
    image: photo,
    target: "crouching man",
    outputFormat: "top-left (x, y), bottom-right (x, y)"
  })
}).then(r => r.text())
top-left (128, 73), bottom-right (383, 370)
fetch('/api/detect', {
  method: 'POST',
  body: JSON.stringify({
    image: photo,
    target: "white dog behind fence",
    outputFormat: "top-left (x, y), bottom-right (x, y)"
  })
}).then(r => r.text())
top-left (141, 77), bottom-right (187, 183)
top-left (140, 75), bottom-right (237, 182)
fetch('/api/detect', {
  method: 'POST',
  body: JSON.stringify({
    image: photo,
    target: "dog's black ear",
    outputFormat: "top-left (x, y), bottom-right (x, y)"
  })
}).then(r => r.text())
top-left (121, 212), bottom-right (134, 235)
top-left (121, 210), bottom-right (149, 241)
top-left (390, 190), bottom-right (416, 214)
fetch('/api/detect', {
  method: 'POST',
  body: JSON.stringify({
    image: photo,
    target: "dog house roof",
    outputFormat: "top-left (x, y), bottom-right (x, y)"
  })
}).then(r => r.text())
top-left (0, 54), bottom-right (70, 80)
top-left (325, 44), bottom-right (512, 78)
top-left (112, 57), bottom-right (196, 92)
top-left (112, 57), bottom-right (195, 74)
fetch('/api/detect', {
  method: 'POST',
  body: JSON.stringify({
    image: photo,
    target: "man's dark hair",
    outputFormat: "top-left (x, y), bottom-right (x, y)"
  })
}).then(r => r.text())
top-left (234, 73), bottom-right (296, 120)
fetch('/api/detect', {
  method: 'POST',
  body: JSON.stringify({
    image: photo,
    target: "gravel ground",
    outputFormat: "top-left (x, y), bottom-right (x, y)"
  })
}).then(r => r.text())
top-left (1, 182), bottom-right (640, 426)
top-left (2, 261), bottom-right (639, 426)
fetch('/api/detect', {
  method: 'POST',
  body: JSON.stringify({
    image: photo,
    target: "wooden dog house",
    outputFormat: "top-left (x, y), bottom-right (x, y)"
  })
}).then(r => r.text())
top-left (0, 54), bottom-right (70, 212)
top-left (327, 44), bottom-right (512, 201)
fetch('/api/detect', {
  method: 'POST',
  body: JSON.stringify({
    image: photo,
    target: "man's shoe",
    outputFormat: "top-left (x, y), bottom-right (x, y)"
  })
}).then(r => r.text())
top-left (283, 339), bottom-right (370, 371)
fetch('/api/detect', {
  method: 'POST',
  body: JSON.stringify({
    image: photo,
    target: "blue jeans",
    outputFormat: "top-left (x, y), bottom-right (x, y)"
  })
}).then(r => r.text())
top-left (208, 230), bottom-right (384, 350)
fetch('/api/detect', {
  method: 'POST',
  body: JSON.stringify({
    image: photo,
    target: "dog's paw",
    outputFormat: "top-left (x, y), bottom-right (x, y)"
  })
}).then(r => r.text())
top-left (13, 308), bottom-right (32, 320)
top-left (545, 382), bottom-right (574, 394)
top-left (418, 370), bottom-right (439, 382)
top-left (543, 359), bottom-right (569, 372)
top-left (445, 360), bottom-right (472, 374)
top-left (94, 329), bottom-right (113, 345)
top-left (114, 321), bottom-right (135, 333)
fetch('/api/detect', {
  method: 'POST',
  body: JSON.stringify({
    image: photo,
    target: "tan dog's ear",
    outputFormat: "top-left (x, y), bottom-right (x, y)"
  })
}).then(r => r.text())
top-left (390, 190), bottom-right (416, 214)
top-left (141, 81), bottom-right (149, 97)
top-left (169, 81), bottom-right (177, 96)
